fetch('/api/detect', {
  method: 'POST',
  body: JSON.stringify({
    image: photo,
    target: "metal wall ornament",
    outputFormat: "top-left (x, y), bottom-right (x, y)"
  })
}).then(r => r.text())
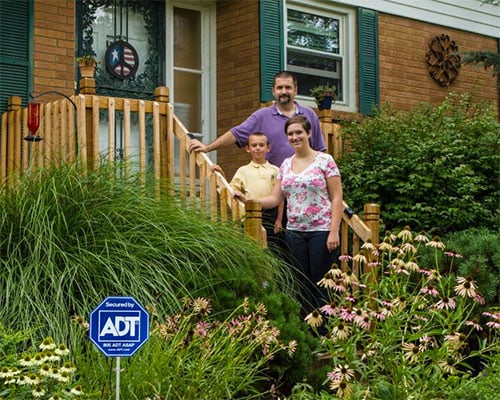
top-left (426, 34), bottom-right (461, 87)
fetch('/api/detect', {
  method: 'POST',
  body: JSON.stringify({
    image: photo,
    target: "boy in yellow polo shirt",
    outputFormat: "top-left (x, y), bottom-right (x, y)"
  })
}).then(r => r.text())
top-left (213, 132), bottom-right (286, 254)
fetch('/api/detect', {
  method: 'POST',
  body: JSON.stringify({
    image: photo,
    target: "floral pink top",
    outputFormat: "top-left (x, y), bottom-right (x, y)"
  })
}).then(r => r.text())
top-left (278, 152), bottom-right (340, 232)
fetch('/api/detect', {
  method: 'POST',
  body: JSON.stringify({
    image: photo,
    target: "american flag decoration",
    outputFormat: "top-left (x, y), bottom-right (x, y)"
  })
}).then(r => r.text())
top-left (105, 40), bottom-right (139, 80)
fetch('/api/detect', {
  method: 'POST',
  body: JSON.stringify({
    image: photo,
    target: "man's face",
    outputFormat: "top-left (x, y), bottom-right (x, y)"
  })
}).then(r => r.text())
top-left (272, 77), bottom-right (297, 106)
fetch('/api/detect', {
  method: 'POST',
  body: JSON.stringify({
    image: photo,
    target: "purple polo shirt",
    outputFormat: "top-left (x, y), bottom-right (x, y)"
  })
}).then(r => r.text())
top-left (230, 102), bottom-right (326, 167)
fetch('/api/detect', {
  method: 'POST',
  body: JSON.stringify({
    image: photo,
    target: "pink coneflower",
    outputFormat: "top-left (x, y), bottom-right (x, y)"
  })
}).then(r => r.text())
top-left (397, 226), bottom-right (413, 241)
top-left (426, 236), bottom-right (445, 250)
top-left (473, 293), bottom-right (485, 304)
top-left (331, 321), bottom-right (351, 340)
top-left (352, 253), bottom-right (367, 265)
top-left (454, 276), bottom-right (478, 298)
top-left (419, 335), bottom-right (436, 351)
top-left (328, 364), bottom-right (355, 382)
top-left (378, 239), bottom-right (394, 252)
top-left (345, 294), bottom-right (357, 303)
top-left (329, 379), bottom-right (353, 398)
top-left (439, 358), bottom-right (457, 375)
top-left (401, 241), bottom-right (417, 254)
top-left (304, 309), bottom-right (323, 328)
top-left (361, 240), bottom-right (379, 256)
top-left (420, 285), bottom-right (440, 297)
top-left (435, 296), bottom-right (456, 310)
top-left (342, 269), bottom-right (358, 285)
top-left (317, 270), bottom-right (337, 289)
top-left (414, 231), bottom-right (429, 243)
top-left (320, 303), bottom-right (339, 316)
top-left (192, 297), bottom-right (212, 316)
top-left (194, 321), bottom-right (210, 337)
top-left (486, 321), bottom-right (500, 330)
top-left (339, 307), bottom-right (355, 322)
top-left (353, 309), bottom-right (371, 329)
top-left (391, 263), bottom-right (410, 275)
top-left (338, 254), bottom-right (353, 262)
top-left (402, 342), bottom-right (421, 363)
top-left (444, 332), bottom-right (466, 351)
top-left (406, 258), bottom-right (420, 272)
top-left (464, 320), bottom-right (483, 331)
top-left (370, 309), bottom-right (386, 321)
top-left (444, 251), bottom-right (463, 258)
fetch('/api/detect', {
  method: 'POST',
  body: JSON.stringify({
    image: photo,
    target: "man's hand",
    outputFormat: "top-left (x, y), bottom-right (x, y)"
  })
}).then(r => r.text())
top-left (189, 139), bottom-right (208, 153)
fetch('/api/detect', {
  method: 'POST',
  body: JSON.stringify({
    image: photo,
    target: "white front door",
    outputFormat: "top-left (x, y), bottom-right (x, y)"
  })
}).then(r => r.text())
top-left (166, 1), bottom-right (216, 152)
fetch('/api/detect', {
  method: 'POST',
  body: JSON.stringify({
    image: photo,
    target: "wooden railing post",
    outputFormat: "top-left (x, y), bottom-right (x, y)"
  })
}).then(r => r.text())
top-left (363, 203), bottom-right (380, 246)
top-left (318, 109), bottom-right (342, 160)
top-left (363, 203), bottom-right (380, 291)
top-left (154, 86), bottom-right (171, 184)
top-left (79, 77), bottom-right (95, 95)
top-left (244, 200), bottom-right (265, 247)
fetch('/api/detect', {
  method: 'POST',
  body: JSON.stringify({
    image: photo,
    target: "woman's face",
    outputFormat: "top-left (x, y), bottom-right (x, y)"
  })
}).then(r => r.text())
top-left (286, 122), bottom-right (311, 150)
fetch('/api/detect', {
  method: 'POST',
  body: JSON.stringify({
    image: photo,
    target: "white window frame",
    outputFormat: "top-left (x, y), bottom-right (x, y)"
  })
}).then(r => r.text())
top-left (165, 1), bottom-right (217, 149)
top-left (285, 1), bottom-right (356, 112)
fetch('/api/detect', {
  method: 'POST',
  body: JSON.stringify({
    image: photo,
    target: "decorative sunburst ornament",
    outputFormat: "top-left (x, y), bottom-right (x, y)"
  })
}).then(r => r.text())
top-left (426, 34), bottom-right (461, 87)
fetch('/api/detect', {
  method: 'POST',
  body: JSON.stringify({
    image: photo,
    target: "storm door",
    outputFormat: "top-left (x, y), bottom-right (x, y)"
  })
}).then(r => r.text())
top-left (77, 0), bottom-right (164, 165)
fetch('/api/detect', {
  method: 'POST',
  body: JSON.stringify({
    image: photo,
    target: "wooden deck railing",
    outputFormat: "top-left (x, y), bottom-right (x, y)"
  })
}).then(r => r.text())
top-left (1, 86), bottom-right (380, 277)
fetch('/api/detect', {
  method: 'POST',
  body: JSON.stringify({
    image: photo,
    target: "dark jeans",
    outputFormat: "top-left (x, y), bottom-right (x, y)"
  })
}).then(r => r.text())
top-left (262, 207), bottom-right (289, 258)
top-left (286, 230), bottom-right (339, 315)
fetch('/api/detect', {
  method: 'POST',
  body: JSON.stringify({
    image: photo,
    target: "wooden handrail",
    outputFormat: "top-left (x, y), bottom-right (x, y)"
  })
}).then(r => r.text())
top-left (1, 86), bottom-right (380, 269)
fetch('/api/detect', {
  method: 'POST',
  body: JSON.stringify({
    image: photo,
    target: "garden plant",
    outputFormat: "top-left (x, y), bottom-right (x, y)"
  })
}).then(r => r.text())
top-left (290, 227), bottom-right (500, 399)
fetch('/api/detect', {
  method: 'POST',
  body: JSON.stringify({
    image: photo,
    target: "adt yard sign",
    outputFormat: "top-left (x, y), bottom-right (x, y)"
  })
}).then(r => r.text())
top-left (90, 296), bottom-right (149, 357)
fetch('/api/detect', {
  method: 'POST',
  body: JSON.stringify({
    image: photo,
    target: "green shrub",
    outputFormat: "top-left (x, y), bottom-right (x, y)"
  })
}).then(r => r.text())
top-left (0, 163), bottom-right (317, 396)
top-left (338, 92), bottom-right (500, 235)
top-left (447, 359), bottom-right (500, 400)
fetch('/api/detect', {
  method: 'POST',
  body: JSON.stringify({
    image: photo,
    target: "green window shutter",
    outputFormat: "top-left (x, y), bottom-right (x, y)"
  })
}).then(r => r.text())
top-left (259, 0), bottom-right (283, 102)
top-left (0, 0), bottom-right (32, 116)
top-left (358, 7), bottom-right (379, 115)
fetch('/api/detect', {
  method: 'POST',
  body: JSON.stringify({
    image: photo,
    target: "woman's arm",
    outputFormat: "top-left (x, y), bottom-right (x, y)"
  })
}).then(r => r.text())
top-left (326, 176), bottom-right (343, 251)
top-left (234, 179), bottom-right (284, 209)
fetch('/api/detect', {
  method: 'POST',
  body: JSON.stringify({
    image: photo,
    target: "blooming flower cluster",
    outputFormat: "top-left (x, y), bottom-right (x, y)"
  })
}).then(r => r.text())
top-left (303, 227), bottom-right (500, 399)
top-left (0, 336), bottom-right (84, 399)
top-left (152, 297), bottom-right (297, 359)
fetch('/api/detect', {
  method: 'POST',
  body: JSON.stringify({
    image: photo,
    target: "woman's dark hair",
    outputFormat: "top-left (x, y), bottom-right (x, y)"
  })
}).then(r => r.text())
top-left (284, 115), bottom-right (311, 135)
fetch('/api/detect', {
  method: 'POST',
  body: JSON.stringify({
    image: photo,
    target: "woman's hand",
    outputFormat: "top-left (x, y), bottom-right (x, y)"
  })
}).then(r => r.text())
top-left (327, 230), bottom-right (340, 252)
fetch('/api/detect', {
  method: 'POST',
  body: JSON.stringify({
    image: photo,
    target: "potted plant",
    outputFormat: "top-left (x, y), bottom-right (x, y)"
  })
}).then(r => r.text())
top-left (76, 54), bottom-right (98, 78)
top-left (310, 83), bottom-right (336, 110)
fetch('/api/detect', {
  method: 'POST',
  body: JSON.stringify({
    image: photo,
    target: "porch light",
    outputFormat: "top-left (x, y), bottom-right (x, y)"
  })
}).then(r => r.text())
top-left (25, 101), bottom-right (42, 142)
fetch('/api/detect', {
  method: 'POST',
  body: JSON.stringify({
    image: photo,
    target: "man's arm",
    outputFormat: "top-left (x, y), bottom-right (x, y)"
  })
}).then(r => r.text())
top-left (189, 130), bottom-right (237, 153)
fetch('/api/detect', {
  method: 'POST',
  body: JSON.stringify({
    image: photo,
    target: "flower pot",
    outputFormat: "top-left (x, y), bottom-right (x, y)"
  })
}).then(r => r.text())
top-left (78, 62), bottom-right (96, 78)
top-left (318, 95), bottom-right (333, 110)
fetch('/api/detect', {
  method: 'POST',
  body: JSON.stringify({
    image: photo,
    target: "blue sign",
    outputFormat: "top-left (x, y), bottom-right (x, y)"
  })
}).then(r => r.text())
top-left (89, 296), bottom-right (150, 357)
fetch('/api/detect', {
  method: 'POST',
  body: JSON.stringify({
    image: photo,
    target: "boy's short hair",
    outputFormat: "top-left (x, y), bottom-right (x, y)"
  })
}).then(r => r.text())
top-left (248, 132), bottom-right (270, 145)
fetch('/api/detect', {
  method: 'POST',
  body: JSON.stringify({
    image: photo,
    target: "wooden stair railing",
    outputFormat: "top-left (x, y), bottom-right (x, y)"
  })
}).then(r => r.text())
top-left (1, 86), bottom-right (380, 278)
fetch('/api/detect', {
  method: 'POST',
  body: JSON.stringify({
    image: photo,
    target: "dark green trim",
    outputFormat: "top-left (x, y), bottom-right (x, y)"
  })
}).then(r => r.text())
top-left (358, 7), bottom-right (379, 115)
top-left (0, 0), bottom-right (33, 115)
top-left (259, 0), bottom-right (283, 102)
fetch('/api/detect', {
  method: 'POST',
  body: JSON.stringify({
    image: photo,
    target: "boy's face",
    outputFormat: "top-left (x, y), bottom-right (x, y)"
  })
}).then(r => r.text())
top-left (246, 135), bottom-right (270, 163)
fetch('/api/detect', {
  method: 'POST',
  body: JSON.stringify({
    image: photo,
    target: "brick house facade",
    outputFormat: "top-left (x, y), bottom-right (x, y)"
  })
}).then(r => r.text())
top-left (1, 0), bottom-right (498, 179)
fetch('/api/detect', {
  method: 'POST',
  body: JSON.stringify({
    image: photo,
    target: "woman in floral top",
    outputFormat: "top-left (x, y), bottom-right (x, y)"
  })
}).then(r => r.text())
top-left (236, 115), bottom-right (343, 315)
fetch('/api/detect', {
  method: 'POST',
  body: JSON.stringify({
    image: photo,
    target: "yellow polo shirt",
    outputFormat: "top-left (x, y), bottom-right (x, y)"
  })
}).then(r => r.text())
top-left (230, 160), bottom-right (279, 198)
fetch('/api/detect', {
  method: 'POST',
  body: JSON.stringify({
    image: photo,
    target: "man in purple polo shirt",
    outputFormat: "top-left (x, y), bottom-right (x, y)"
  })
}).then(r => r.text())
top-left (189, 70), bottom-right (326, 167)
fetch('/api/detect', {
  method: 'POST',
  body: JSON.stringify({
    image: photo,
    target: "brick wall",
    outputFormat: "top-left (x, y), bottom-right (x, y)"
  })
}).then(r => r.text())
top-left (216, 0), bottom-right (261, 180)
top-left (379, 13), bottom-right (498, 111)
top-left (33, 0), bottom-right (75, 99)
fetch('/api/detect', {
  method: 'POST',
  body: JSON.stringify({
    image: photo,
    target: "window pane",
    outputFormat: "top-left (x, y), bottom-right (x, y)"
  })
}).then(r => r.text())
top-left (287, 9), bottom-right (339, 54)
top-left (287, 6), bottom-right (343, 102)
top-left (174, 7), bottom-right (201, 70)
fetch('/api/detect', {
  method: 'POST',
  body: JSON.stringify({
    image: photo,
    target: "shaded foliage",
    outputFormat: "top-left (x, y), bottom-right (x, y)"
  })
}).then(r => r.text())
top-left (338, 93), bottom-right (500, 235)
